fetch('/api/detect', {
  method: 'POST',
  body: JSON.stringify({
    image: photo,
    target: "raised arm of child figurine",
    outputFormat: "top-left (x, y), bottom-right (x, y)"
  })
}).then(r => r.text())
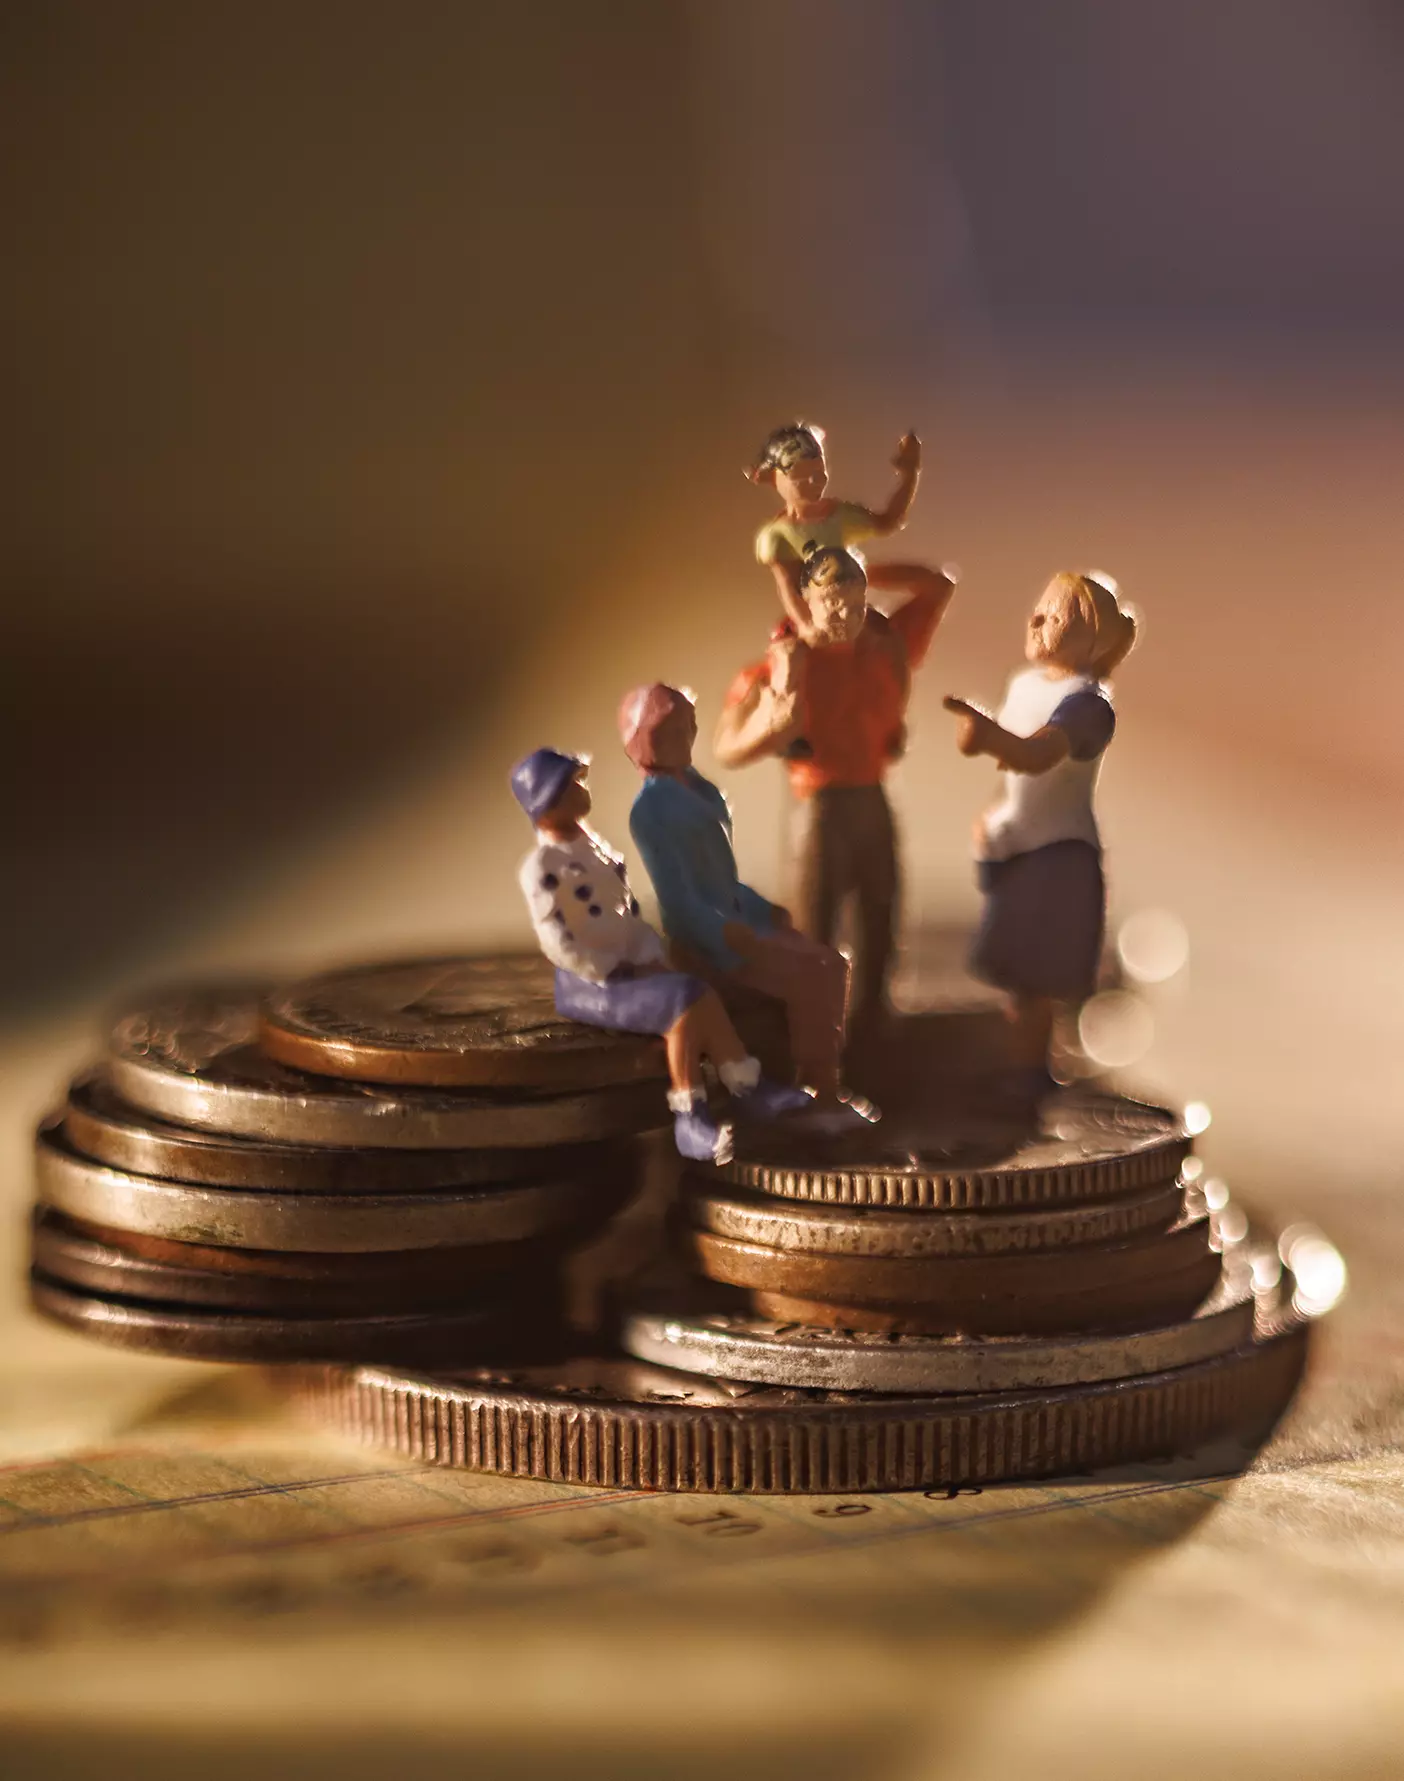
top-left (869, 432), bottom-right (922, 535)
top-left (942, 696), bottom-right (1072, 776)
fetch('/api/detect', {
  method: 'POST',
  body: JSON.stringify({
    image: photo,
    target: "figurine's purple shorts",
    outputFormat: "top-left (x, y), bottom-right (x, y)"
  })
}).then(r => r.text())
top-left (971, 839), bottom-right (1104, 1001)
top-left (554, 965), bottom-right (707, 1035)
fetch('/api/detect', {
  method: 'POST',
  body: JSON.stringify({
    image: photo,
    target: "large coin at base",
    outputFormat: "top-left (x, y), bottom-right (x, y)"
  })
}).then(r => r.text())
top-left (106, 984), bottom-right (666, 1148)
top-left (619, 1253), bottom-right (1260, 1393)
top-left (259, 955), bottom-right (667, 1091)
top-left (29, 1208), bottom-right (574, 1317)
top-left (289, 1309), bottom-right (1310, 1492)
top-left (682, 1211), bottom-right (1220, 1336)
top-left (63, 1072), bottom-right (624, 1191)
top-left (719, 1088), bottom-right (1190, 1209)
top-left (29, 1274), bottom-right (565, 1366)
top-left (35, 1120), bottom-right (634, 1252)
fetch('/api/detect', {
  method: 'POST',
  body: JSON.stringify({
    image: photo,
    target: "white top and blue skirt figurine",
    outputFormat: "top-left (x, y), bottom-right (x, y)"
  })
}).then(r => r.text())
top-left (945, 571), bottom-right (1137, 1106)
top-left (511, 747), bottom-right (810, 1163)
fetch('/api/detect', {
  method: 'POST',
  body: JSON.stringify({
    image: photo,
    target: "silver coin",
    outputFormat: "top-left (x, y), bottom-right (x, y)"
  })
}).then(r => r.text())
top-left (681, 1177), bottom-right (1185, 1258)
top-left (619, 1253), bottom-right (1262, 1393)
top-left (721, 1088), bottom-right (1190, 1208)
top-left (35, 1121), bottom-right (629, 1253)
top-left (105, 983), bottom-right (666, 1149)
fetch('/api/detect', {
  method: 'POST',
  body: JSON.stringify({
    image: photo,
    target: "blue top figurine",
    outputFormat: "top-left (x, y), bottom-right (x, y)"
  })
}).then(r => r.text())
top-left (618, 683), bottom-right (856, 1112)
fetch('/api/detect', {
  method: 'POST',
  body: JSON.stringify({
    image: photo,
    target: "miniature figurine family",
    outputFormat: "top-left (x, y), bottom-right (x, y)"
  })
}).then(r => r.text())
top-left (512, 422), bottom-right (1137, 1161)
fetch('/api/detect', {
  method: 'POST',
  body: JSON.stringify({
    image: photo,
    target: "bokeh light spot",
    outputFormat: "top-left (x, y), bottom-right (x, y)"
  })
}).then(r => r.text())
top-left (1183, 1101), bottom-right (1212, 1135)
top-left (1116, 907), bottom-right (1190, 983)
top-left (1077, 990), bottom-right (1154, 1068)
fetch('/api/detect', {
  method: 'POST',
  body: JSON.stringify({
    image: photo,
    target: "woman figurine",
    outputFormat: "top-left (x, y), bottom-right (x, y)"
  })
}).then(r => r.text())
top-left (617, 683), bottom-right (864, 1123)
top-left (510, 747), bottom-right (811, 1163)
top-left (746, 422), bottom-right (922, 641)
top-left (943, 572), bottom-right (1137, 1102)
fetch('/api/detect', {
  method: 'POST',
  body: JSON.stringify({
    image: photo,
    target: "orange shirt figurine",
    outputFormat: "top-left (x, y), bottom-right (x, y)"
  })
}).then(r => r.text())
top-left (714, 545), bottom-right (957, 1041)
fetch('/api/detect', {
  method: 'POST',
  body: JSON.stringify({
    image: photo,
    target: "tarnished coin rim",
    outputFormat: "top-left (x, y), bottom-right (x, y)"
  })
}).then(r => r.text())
top-left (289, 1317), bottom-right (1310, 1492)
top-left (619, 1257), bottom-right (1262, 1393)
top-left (107, 1046), bottom-right (667, 1151)
top-left (258, 956), bottom-right (666, 1091)
top-left (716, 1091), bottom-right (1191, 1208)
top-left (29, 1273), bottom-right (559, 1365)
top-left (685, 1210), bottom-right (1213, 1303)
top-left (681, 1178), bottom-right (1185, 1258)
top-left (35, 1121), bottom-right (631, 1253)
top-left (63, 1072), bottom-right (625, 1191)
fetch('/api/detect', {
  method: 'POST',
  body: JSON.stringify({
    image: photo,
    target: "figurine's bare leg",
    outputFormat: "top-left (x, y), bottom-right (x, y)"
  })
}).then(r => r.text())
top-left (1008, 994), bottom-right (1055, 1072)
top-left (665, 989), bottom-right (747, 1090)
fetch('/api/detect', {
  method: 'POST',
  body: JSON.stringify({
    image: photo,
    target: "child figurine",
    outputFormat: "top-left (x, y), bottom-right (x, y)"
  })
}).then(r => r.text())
top-left (943, 572), bottom-right (1137, 1102)
top-left (510, 748), bottom-right (811, 1163)
top-left (715, 548), bottom-right (957, 1040)
top-left (747, 422), bottom-right (922, 640)
top-left (618, 684), bottom-right (866, 1125)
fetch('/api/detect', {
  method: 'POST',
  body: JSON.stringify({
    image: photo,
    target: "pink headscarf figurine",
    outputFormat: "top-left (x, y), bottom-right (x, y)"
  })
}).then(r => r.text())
top-left (618, 683), bottom-right (695, 774)
top-left (617, 682), bottom-right (876, 1135)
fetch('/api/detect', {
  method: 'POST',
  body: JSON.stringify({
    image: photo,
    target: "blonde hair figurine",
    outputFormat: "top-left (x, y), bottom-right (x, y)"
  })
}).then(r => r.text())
top-left (943, 572), bottom-right (1137, 1105)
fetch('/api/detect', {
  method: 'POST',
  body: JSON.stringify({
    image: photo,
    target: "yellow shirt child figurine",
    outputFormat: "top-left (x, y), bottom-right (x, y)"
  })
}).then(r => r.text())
top-left (746, 422), bottom-right (923, 643)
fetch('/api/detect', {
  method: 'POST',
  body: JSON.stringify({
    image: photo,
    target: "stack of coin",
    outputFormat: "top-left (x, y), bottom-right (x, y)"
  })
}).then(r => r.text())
top-left (665, 1090), bottom-right (1219, 1336)
top-left (291, 1076), bottom-right (1330, 1492)
top-left (28, 956), bottom-right (674, 1364)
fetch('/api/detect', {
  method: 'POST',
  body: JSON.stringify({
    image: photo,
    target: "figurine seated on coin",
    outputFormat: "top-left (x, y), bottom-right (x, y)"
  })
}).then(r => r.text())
top-left (715, 546), bottom-right (957, 1042)
top-left (618, 683), bottom-right (870, 1131)
top-left (943, 571), bottom-right (1137, 1107)
top-left (747, 421), bottom-right (923, 641)
top-left (511, 748), bottom-right (812, 1164)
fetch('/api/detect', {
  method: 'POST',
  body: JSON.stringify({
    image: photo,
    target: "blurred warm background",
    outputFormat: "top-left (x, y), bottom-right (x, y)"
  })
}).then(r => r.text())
top-left (2, 3), bottom-right (1402, 1774)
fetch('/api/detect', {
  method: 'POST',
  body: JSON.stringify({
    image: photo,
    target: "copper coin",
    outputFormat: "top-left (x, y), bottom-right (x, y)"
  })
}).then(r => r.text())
top-left (680, 1177), bottom-right (1184, 1258)
top-left (63, 1072), bottom-right (626, 1191)
top-left (35, 1119), bottom-right (635, 1252)
top-left (289, 1309), bottom-right (1311, 1491)
top-left (31, 1208), bottom-right (575, 1316)
top-left (105, 983), bottom-right (667, 1148)
top-left (29, 1273), bottom-right (568, 1366)
top-left (620, 1251), bottom-right (1261, 1392)
top-left (720, 1088), bottom-right (1190, 1209)
top-left (683, 1214), bottom-right (1219, 1337)
top-left (259, 954), bottom-right (667, 1091)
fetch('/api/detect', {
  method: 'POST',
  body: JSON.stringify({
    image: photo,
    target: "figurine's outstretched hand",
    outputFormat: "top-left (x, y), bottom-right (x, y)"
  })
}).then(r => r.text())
top-left (892, 432), bottom-right (922, 474)
top-left (943, 695), bottom-right (999, 758)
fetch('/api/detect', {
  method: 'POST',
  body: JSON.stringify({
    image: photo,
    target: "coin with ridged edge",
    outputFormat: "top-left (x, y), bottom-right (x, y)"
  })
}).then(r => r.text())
top-left (63, 1072), bottom-right (626, 1192)
top-left (29, 1273), bottom-right (565, 1366)
top-left (619, 1251), bottom-right (1260, 1393)
top-left (681, 1176), bottom-right (1184, 1258)
top-left (259, 954), bottom-right (667, 1090)
top-left (681, 1210), bottom-right (1217, 1337)
top-left (719, 1088), bottom-right (1190, 1209)
top-left (105, 984), bottom-right (666, 1148)
top-left (289, 1306), bottom-right (1311, 1492)
top-left (35, 1120), bottom-right (634, 1252)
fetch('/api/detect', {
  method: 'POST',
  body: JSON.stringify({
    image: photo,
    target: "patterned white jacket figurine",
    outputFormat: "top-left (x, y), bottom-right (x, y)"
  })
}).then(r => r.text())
top-left (510, 747), bottom-right (810, 1162)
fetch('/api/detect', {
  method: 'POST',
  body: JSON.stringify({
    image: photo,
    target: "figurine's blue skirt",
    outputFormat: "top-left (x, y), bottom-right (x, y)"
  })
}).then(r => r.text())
top-left (971, 840), bottom-right (1104, 1001)
top-left (554, 965), bottom-right (707, 1035)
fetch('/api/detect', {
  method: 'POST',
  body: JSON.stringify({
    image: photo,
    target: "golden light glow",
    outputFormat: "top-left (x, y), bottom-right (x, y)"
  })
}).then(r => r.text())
top-left (1116, 907), bottom-right (1190, 983)
top-left (1278, 1223), bottom-right (1348, 1316)
top-left (1077, 990), bottom-right (1154, 1068)
top-left (1183, 1101), bottom-right (1213, 1135)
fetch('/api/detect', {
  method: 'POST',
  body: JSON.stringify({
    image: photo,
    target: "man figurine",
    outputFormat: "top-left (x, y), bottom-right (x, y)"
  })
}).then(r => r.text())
top-left (511, 747), bottom-right (811, 1163)
top-left (714, 547), bottom-right (957, 1040)
top-left (618, 684), bottom-right (866, 1124)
